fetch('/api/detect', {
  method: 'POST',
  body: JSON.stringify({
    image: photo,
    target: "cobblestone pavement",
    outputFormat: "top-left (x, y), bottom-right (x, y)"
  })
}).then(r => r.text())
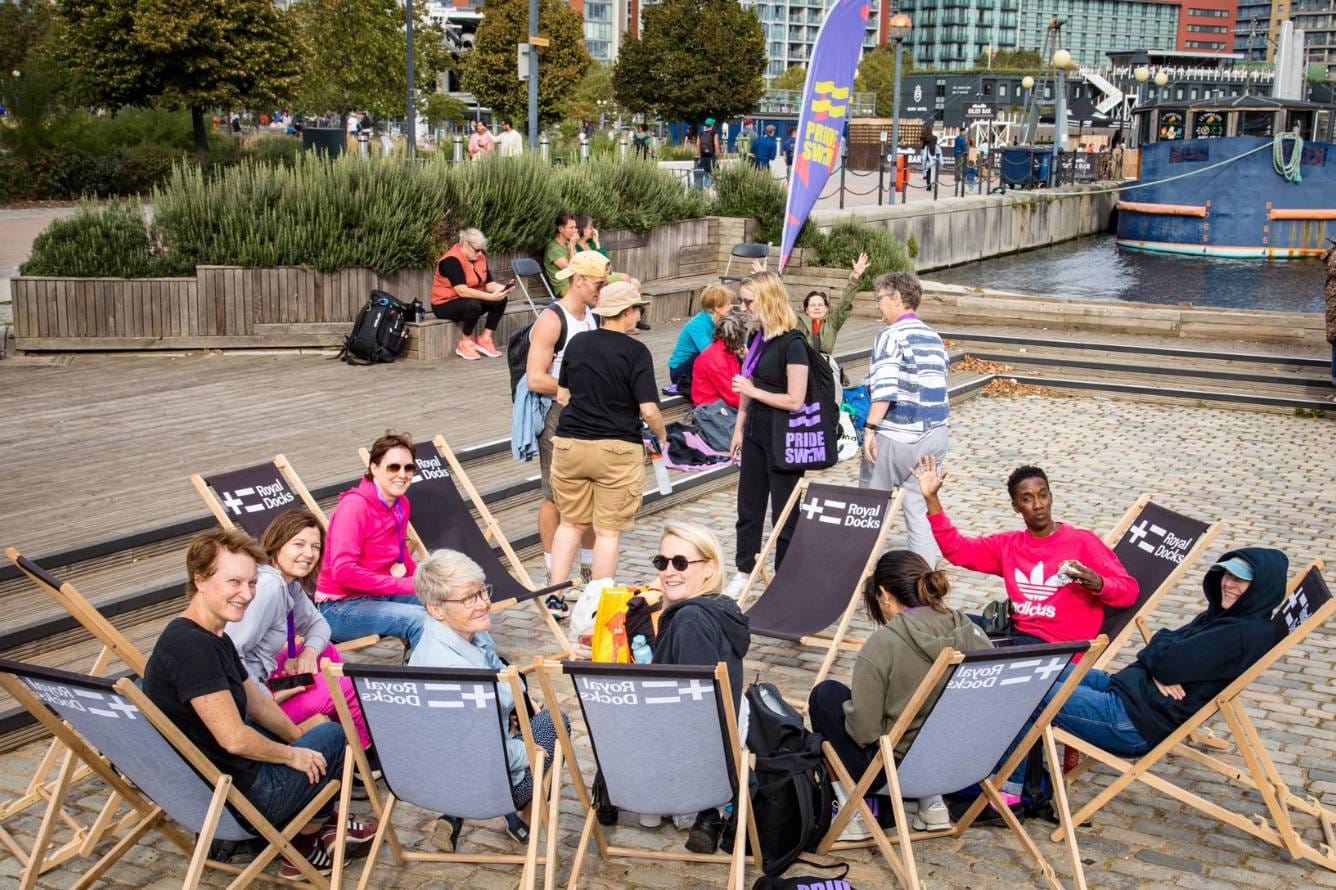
top-left (2, 393), bottom-right (1334, 888)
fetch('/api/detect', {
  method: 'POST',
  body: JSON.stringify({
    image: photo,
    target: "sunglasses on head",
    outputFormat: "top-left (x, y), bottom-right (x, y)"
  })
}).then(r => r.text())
top-left (652, 554), bottom-right (708, 572)
top-left (381, 462), bottom-right (416, 476)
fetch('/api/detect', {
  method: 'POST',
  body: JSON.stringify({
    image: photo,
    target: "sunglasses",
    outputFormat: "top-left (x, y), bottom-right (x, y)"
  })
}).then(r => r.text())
top-left (381, 462), bottom-right (417, 476)
top-left (652, 554), bottom-right (709, 572)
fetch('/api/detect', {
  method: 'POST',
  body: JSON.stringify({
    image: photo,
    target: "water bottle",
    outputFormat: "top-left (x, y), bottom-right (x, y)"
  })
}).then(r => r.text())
top-left (631, 634), bottom-right (653, 664)
top-left (643, 430), bottom-right (673, 495)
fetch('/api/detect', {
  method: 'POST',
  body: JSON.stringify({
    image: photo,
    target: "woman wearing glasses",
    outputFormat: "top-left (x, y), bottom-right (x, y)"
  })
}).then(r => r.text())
top-left (411, 549), bottom-right (565, 853)
top-left (315, 432), bottom-right (427, 652)
top-left (430, 227), bottom-right (512, 361)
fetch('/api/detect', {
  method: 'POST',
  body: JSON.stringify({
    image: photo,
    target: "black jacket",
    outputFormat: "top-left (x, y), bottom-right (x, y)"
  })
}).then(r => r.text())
top-left (1111, 546), bottom-right (1288, 746)
top-left (653, 594), bottom-right (750, 710)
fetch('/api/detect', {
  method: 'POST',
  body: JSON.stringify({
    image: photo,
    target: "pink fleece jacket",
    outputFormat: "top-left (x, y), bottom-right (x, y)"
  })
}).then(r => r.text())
top-left (928, 510), bottom-right (1138, 645)
top-left (315, 478), bottom-right (417, 601)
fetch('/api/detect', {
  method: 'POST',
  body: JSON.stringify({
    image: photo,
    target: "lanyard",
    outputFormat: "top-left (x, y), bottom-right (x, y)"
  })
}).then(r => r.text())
top-left (286, 609), bottom-right (297, 659)
top-left (740, 333), bottom-right (770, 379)
top-left (379, 494), bottom-right (408, 565)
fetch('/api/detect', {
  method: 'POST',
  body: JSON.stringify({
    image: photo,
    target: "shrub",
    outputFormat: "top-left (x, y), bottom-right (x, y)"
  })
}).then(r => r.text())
top-left (26, 146), bottom-right (123, 199)
top-left (709, 161), bottom-right (794, 245)
top-left (21, 202), bottom-right (162, 277)
top-left (441, 154), bottom-right (561, 255)
top-left (0, 157), bottom-right (31, 203)
top-left (244, 136), bottom-right (303, 168)
top-left (554, 158), bottom-right (706, 233)
top-left (118, 144), bottom-right (180, 195)
top-left (806, 217), bottom-right (913, 286)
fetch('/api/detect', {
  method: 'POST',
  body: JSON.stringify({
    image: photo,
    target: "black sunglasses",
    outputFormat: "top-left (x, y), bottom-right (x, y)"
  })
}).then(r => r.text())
top-left (382, 462), bottom-right (417, 476)
top-left (652, 554), bottom-right (709, 572)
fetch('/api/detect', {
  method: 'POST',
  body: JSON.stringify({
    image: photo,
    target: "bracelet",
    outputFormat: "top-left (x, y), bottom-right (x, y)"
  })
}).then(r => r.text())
top-left (863, 424), bottom-right (878, 430)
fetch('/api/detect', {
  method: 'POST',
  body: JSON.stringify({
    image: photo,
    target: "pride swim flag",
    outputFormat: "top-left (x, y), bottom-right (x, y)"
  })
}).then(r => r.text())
top-left (779, 0), bottom-right (871, 272)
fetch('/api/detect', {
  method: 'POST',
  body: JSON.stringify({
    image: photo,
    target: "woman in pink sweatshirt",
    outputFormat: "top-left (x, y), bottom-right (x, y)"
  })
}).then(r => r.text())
top-left (315, 432), bottom-right (427, 650)
top-left (913, 456), bottom-right (1138, 647)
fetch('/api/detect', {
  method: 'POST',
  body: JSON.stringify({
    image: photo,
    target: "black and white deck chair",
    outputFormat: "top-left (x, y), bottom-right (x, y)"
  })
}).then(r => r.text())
top-left (192, 454), bottom-right (328, 540)
top-left (0, 659), bottom-right (352, 889)
top-left (1092, 495), bottom-right (1224, 670)
top-left (0, 550), bottom-right (151, 886)
top-left (359, 434), bottom-right (572, 656)
top-left (321, 661), bottom-right (557, 890)
top-left (1053, 560), bottom-right (1336, 873)
top-left (736, 481), bottom-right (902, 695)
top-left (511, 256), bottom-right (557, 317)
top-left (536, 661), bottom-right (761, 889)
top-left (818, 638), bottom-right (1108, 890)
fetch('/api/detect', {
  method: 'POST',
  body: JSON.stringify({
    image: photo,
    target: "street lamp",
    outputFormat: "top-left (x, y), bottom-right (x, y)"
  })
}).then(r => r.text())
top-left (888, 11), bottom-right (912, 200)
top-left (1021, 75), bottom-right (1035, 90)
top-left (1051, 49), bottom-right (1071, 180)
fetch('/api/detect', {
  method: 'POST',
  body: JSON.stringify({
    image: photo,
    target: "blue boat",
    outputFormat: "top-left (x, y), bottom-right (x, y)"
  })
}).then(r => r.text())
top-left (1117, 96), bottom-right (1336, 259)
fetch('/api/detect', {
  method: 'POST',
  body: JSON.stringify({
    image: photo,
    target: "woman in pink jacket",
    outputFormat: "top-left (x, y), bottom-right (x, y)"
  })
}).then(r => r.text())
top-left (315, 432), bottom-right (427, 650)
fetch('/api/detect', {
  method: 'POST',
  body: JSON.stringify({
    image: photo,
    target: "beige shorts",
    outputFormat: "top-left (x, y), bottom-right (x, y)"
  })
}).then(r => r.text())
top-left (550, 436), bottom-right (645, 531)
top-left (538, 404), bottom-right (562, 501)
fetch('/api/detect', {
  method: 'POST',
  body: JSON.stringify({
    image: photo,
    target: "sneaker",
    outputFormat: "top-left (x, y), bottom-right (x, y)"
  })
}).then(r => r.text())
top-left (672, 813), bottom-right (695, 830)
top-left (638, 813), bottom-right (663, 828)
top-left (593, 774), bottom-right (619, 826)
top-left (910, 796), bottom-right (951, 832)
top-left (474, 331), bottom-right (502, 358)
top-left (504, 812), bottom-right (530, 844)
top-left (430, 815), bottom-right (464, 854)
top-left (545, 594), bottom-right (569, 620)
top-left (635, 318), bottom-right (652, 331)
top-left (833, 784), bottom-right (872, 841)
top-left (661, 383), bottom-right (678, 397)
top-left (722, 572), bottom-right (749, 601)
top-left (320, 814), bottom-right (378, 849)
top-left (455, 338), bottom-right (480, 361)
top-left (685, 808), bottom-right (723, 854)
top-left (279, 834), bottom-right (334, 878)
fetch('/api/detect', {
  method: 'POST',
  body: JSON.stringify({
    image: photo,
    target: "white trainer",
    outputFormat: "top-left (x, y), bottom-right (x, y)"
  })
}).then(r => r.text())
top-left (722, 572), bottom-right (750, 601)
top-left (911, 795), bottom-right (952, 832)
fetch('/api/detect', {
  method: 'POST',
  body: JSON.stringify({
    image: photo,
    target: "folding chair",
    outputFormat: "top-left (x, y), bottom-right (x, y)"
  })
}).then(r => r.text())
top-left (0, 658), bottom-right (352, 889)
top-left (1093, 494), bottom-right (1224, 670)
top-left (818, 638), bottom-right (1108, 890)
top-left (736, 482), bottom-right (902, 694)
top-left (511, 256), bottom-right (557, 317)
top-left (321, 662), bottom-right (558, 890)
top-left (360, 434), bottom-right (572, 656)
top-left (536, 661), bottom-right (761, 889)
top-left (192, 454), bottom-right (328, 539)
top-left (719, 242), bottom-right (770, 283)
top-left (1053, 560), bottom-right (1336, 872)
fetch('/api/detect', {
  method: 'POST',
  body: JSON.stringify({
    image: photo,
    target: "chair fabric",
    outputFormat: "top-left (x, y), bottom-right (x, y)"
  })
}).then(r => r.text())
top-left (1274, 564), bottom-right (1331, 636)
top-left (1099, 501), bottom-right (1211, 638)
top-left (201, 463), bottom-right (305, 539)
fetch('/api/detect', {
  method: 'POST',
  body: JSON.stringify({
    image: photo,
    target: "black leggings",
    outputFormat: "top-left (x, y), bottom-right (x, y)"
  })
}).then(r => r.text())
top-left (432, 295), bottom-right (507, 337)
top-left (734, 412), bottom-right (803, 573)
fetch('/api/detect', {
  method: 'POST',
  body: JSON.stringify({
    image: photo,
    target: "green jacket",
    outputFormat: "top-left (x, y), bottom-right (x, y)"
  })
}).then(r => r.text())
top-left (797, 282), bottom-right (859, 354)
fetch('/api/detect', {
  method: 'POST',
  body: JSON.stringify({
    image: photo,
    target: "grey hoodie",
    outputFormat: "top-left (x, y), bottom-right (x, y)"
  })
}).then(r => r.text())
top-left (844, 607), bottom-right (992, 758)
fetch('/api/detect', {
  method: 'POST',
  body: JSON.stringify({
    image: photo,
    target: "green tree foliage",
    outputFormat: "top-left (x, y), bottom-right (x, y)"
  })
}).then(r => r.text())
top-left (854, 47), bottom-right (913, 118)
top-left (423, 93), bottom-right (470, 131)
top-left (613, 0), bottom-right (765, 123)
top-left (771, 64), bottom-right (808, 92)
top-left (291, 0), bottom-right (450, 128)
top-left (460, 0), bottom-right (589, 127)
top-left (58, 0), bottom-right (304, 159)
top-left (1, 0), bottom-right (57, 102)
top-left (974, 48), bottom-right (1042, 71)
top-left (562, 61), bottom-right (615, 124)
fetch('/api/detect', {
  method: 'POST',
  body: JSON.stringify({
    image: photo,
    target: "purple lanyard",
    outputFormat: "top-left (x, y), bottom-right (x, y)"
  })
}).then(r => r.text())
top-left (286, 609), bottom-right (297, 659)
top-left (388, 498), bottom-right (407, 564)
top-left (740, 334), bottom-right (770, 379)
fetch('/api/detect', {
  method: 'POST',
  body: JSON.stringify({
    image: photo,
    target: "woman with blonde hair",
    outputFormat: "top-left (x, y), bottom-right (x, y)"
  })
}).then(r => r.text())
top-left (665, 283), bottom-right (734, 396)
top-left (722, 271), bottom-right (811, 600)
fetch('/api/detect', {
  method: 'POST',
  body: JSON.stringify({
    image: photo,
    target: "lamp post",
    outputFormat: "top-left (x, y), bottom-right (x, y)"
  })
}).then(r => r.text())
top-left (888, 12), bottom-right (912, 201)
top-left (1051, 48), bottom-right (1071, 184)
top-left (405, 0), bottom-right (416, 155)
top-left (1131, 66), bottom-right (1149, 148)
top-left (1020, 75), bottom-right (1035, 143)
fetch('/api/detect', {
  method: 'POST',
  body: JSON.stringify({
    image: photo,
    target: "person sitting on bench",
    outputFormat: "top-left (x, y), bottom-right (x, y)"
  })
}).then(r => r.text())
top-left (1046, 548), bottom-right (1287, 756)
top-left (913, 457), bottom-right (1138, 646)
top-left (809, 549), bottom-right (993, 833)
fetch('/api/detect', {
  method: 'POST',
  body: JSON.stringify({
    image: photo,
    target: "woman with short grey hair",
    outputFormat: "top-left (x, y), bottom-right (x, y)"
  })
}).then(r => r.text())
top-left (429, 227), bottom-right (513, 361)
top-left (410, 549), bottom-right (566, 854)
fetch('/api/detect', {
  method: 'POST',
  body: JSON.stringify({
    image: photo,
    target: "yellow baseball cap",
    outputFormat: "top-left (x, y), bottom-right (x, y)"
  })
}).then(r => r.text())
top-left (553, 250), bottom-right (610, 281)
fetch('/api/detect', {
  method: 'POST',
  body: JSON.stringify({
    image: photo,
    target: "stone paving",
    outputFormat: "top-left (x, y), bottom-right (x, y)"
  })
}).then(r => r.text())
top-left (1, 392), bottom-right (1334, 888)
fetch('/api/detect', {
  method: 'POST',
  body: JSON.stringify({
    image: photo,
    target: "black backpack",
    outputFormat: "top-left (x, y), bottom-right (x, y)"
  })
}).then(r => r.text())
top-left (506, 306), bottom-right (567, 400)
top-left (743, 682), bottom-right (834, 878)
top-left (338, 290), bottom-right (419, 365)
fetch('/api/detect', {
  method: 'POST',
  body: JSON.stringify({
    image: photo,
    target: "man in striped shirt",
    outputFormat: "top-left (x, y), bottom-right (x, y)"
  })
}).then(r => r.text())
top-left (859, 271), bottom-right (950, 565)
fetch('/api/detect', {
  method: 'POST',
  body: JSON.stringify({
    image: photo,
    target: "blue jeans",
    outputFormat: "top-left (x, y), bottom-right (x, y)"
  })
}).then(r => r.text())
top-left (319, 594), bottom-right (427, 649)
top-left (1045, 665), bottom-right (1150, 757)
top-left (245, 721), bottom-right (345, 827)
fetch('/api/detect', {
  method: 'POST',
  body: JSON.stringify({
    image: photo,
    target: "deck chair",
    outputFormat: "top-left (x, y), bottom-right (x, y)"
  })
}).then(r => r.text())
top-left (360, 434), bottom-right (572, 656)
top-left (321, 662), bottom-right (557, 890)
top-left (511, 256), bottom-right (557, 317)
top-left (720, 242), bottom-right (770, 283)
top-left (1093, 494), bottom-right (1224, 669)
top-left (1053, 560), bottom-right (1336, 872)
top-left (192, 454), bottom-right (328, 540)
top-left (0, 658), bottom-right (352, 889)
top-left (818, 637), bottom-right (1108, 890)
top-left (736, 482), bottom-right (902, 693)
top-left (536, 661), bottom-right (760, 889)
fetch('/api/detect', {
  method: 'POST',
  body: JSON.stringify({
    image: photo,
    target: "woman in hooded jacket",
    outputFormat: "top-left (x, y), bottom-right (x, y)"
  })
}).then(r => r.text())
top-left (315, 432), bottom-right (427, 650)
top-left (809, 549), bottom-right (992, 833)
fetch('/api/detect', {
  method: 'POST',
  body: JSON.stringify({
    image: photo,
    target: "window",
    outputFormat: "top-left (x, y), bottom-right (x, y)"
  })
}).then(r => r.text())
top-left (1188, 24), bottom-right (1229, 32)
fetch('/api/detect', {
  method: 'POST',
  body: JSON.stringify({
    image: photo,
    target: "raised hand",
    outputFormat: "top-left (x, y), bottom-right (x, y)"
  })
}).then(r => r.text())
top-left (911, 454), bottom-right (948, 499)
top-left (750, 259), bottom-right (766, 274)
top-left (850, 251), bottom-right (870, 282)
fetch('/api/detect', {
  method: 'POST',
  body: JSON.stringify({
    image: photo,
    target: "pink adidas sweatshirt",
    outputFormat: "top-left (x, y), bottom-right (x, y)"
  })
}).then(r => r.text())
top-left (315, 478), bottom-right (417, 602)
top-left (928, 510), bottom-right (1138, 644)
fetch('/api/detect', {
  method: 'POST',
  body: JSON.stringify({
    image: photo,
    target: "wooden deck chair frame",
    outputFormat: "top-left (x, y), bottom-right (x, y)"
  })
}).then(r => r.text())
top-left (1092, 493), bottom-right (1225, 670)
top-left (536, 660), bottom-right (762, 890)
top-left (735, 481), bottom-right (903, 696)
top-left (359, 434), bottom-right (572, 657)
top-left (1052, 559), bottom-right (1336, 872)
top-left (0, 663), bottom-right (352, 890)
top-left (818, 636), bottom-right (1109, 890)
top-left (321, 661), bottom-right (556, 890)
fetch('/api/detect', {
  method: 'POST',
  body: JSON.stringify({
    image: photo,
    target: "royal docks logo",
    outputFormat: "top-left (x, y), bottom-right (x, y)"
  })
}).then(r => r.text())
top-left (218, 475), bottom-right (295, 517)
top-left (798, 494), bottom-right (883, 529)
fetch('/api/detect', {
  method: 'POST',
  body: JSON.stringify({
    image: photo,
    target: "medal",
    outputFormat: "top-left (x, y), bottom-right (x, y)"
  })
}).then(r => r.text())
top-left (390, 562), bottom-right (406, 578)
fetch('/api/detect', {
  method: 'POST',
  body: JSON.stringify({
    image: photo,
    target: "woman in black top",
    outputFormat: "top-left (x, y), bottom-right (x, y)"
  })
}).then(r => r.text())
top-left (142, 528), bottom-right (374, 877)
top-left (723, 270), bottom-right (811, 600)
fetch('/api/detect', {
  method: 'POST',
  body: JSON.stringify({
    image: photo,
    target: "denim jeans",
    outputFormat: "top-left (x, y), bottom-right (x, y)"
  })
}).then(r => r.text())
top-left (1044, 665), bottom-right (1150, 757)
top-left (318, 594), bottom-right (427, 650)
top-left (245, 721), bottom-right (345, 827)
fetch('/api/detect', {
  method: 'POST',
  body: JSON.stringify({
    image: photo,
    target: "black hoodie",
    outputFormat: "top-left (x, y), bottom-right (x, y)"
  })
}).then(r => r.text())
top-left (653, 594), bottom-right (751, 710)
top-left (1110, 546), bottom-right (1288, 746)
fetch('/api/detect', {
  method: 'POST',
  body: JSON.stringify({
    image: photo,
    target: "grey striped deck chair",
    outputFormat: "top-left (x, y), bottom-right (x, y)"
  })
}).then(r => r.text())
top-left (0, 659), bottom-right (350, 890)
top-left (737, 481), bottom-right (902, 694)
top-left (818, 638), bottom-right (1108, 890)
top-left (192, 454), bottom-right (328, 539)
top-left (1053, 560), bottom-right (1336, 873)
top-left (537, 661), bottom-right (760, 889)
top-left (358, 434), bottom-right (572, 655)
top-left (322, 661), bottom-right (557, 890)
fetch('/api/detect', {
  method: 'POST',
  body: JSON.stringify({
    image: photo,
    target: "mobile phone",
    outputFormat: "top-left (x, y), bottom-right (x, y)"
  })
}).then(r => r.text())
top-left (267, 673), bottom-right (314, 692)
top-left (504, 278), bottom-right (517, 289)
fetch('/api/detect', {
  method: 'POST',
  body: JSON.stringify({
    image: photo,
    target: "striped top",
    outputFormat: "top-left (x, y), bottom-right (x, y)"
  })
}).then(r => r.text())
top-left (867, 314), bottom-right (950, 442)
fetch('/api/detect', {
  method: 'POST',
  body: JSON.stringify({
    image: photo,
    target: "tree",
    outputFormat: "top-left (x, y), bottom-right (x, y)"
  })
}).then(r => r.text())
top-left (613, 0), bottom-right (764, 124)
top-left (460, 0), bottom-right (589, 127)
top-left (58, 0), bottom-right (304, 159)
top-left (770, 64), bottom-right (807, 92)
top-left (562, 61), bottom-right (614, 125)
top-left (0, 0), bottom-right (56, 87)
top-left (423, 92), bottom-right (469, 131)
top-left (975, 48), bottom-right (1042, 72)
top-left (854, 46), bottom-right (913, 118)
top-left (291, 0), bottom-right (450, 129)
